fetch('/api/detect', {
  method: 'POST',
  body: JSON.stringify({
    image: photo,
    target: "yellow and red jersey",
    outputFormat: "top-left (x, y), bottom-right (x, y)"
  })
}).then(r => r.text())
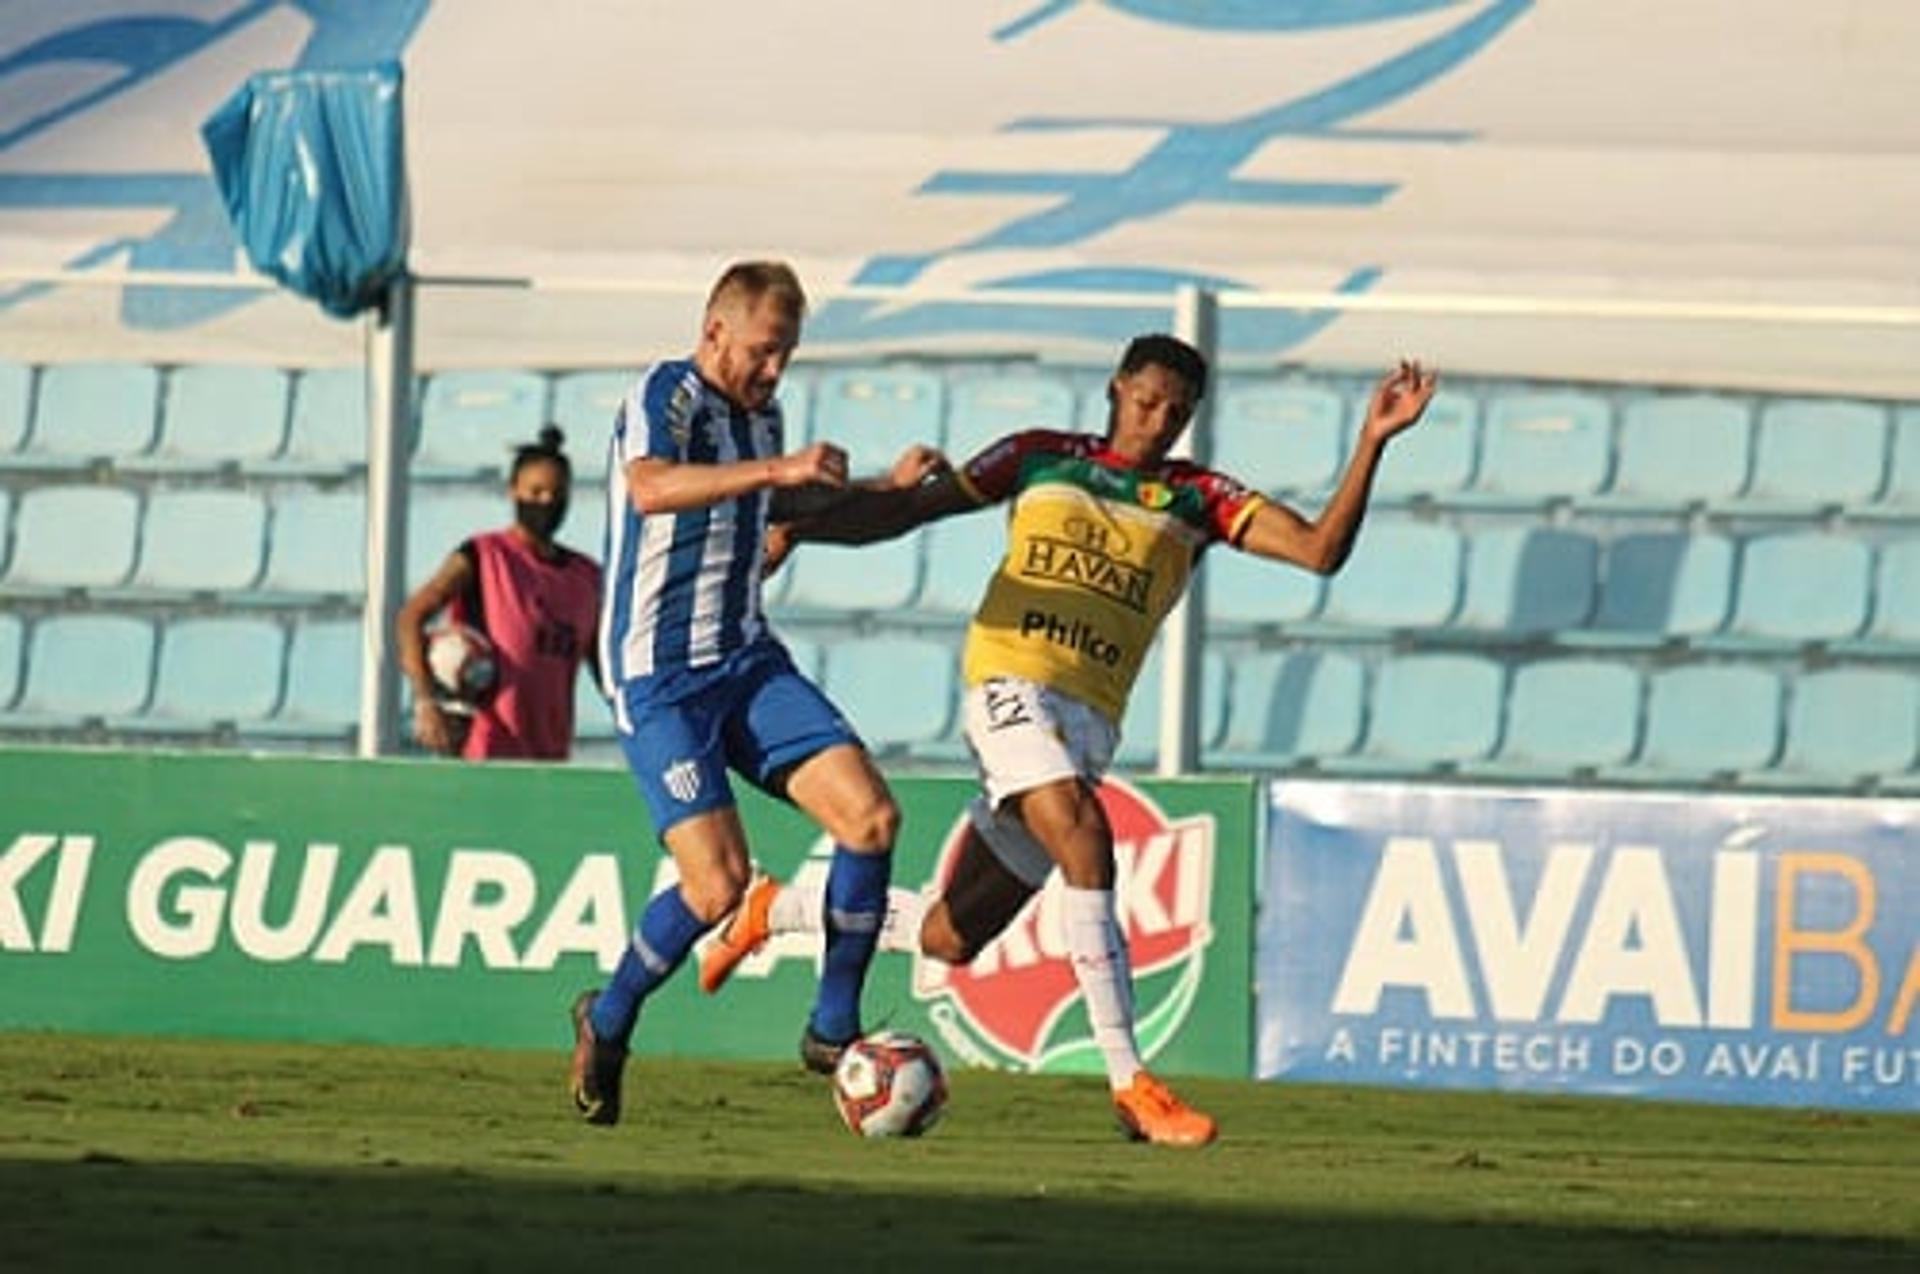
top-left (954, 429), bottom-right (1264, 723)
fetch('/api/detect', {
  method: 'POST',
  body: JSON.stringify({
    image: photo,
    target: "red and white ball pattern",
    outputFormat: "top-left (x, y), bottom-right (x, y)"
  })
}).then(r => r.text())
top-left (831, 1031), bottom-right (948, 1138)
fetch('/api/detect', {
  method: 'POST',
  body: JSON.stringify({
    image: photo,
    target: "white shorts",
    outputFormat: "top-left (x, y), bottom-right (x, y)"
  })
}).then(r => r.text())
top-left (960, 675), bottom-right (1118, 888)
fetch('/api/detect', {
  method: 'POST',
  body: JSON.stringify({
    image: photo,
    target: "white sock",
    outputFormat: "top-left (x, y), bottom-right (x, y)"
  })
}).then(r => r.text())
top-left (1062, 885), bottom-right (1142, 1091)
top-left (769, 881), bottom-right (924, 954)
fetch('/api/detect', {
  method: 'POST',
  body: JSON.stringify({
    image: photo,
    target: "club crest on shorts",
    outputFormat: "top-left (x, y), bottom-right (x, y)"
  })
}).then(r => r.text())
top-left (661, 759), bottom-right (702, 804)
top-left (912, 776), bottom-right (1216, 1072)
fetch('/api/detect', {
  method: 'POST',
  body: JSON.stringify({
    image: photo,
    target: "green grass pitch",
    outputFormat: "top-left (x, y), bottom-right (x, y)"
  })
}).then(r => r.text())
top-left (0, 1033), bottom-right (1913, 1272)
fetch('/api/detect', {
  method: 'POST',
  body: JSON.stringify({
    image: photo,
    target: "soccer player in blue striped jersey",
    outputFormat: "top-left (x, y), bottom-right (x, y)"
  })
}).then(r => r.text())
top-left (570, 260), bottom-right (939, 1125)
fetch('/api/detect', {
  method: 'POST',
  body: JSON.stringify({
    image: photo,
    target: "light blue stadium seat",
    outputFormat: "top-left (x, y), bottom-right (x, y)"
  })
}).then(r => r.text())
top-left (1116, 644), bottom-right (1229, 768)
top-left (0, 485), bottom-right (140, 594)
top-left (110, 490), bottom-right (268, 599)
top-left (0, 487), bottom-right (11, 575)
top-left (1455, 526), bottom-right (1597, 635)
top-left (1202, 544), bottom-right (1322, 631)
top-left (1324, 652), bottom-right (1502, 772)
top-left (406, 488), bottom-right (500, 586)
top-left (1466, 659), bottom-right (1641, 780)
top-left (0, 614), bottom-right (21, 709)
top-left (253, 491), bottom-right (367, 601)
top-left (778, 539), bottom-right (920, 613)
top-left (1612, 664), bottom-right (1781, 782)
top-left (558, 483), bottom-right (608, 564)
top-left (1839, 537), bottom-right (1920, 652)
top-left (1310, 518), bottom-right (1461, 632)
top-left (1714, 533), bottom-right (1871, 647)
top-left (1569, 531), bottom-right (1734, 647)
top-left (1739, 399), bottom-right (1887, 513)
top-left (1765, 669), bottom-right (1919, 790)
top-left (1859, 406), bottom-right (1920, 521)
top-left (1373, 389), bottom-right (1477, 502)
top-left (550, 370), bottom-right (629, 479)
top-left (10, 361), bottom-right (158, 469)
top-left (1595, 394), bottom-right (1750, 511)
top-left (812, 365), bottom-right (944, 476)
top-left (915, 510), bottom-right (1006, 616)
top-left (128, 365), bottom-right (288, 472)
top-left (251, 367), bottom-right (368, 475)
top-left (0, 361), bottom-right (32, 454)
top-left (0, 615), bottom-right (154, 727)
top-left (822, 636), bottom-right (956, 750)
top-left (415, 370), bottom-right (548, 479)
top-left (778, 633), bottom-right (825, 679)
top-left (774, 369), bottom-right (814, 446)
top-left (1462, 389), bottom-right (1610, 506)
top-left (572, 670), bottom-right (615, 743)
top-left (120, 618), bottom-right (285, 733)
top-left (1208, 649), bottom-right (1363, 768)
top-left (245, 620), bottom-right (361, 743)
top-left (1210, 381), bottom-right (1345, 496)
top-left (947, 369), bottom-right (1075, 461)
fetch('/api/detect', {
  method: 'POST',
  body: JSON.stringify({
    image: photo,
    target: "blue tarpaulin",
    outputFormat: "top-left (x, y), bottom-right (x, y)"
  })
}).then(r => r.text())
top-left (201, 61), bottom-right (409, 319)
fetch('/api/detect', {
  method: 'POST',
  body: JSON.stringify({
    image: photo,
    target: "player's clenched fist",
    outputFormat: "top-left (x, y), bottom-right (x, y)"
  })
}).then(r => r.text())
top-left (775, 441), bottom-right (850, 488)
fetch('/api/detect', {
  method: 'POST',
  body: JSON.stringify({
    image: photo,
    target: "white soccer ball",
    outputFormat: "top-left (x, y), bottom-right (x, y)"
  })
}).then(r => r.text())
top-left (426, 622), bottom-right (497, 711)
top-left (831, 1031), bottom-right (948, 1138)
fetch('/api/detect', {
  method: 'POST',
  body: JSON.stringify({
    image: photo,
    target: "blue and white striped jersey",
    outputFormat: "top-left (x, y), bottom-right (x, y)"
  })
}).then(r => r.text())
top-left (597, 358), bottom-right (784, 693)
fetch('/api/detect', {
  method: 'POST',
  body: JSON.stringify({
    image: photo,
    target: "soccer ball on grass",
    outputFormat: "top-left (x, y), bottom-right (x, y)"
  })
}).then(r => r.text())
top-left (831, 1031), bottom-right (948, 1138)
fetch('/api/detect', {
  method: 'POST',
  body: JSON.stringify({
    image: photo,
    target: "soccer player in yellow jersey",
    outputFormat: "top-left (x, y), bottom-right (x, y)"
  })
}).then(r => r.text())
top-left (704, 335), bottom-right (1437, 1145)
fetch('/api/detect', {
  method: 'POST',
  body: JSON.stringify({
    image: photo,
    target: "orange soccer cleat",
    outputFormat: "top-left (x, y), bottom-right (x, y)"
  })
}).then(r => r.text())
top-left (697, 873), bottom-right (780, 994)
top-left (1112, 1072), bottom-right (1218, 1147)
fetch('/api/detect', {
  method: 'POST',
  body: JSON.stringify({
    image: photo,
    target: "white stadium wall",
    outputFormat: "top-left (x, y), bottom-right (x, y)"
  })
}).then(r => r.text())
top-left (2, 0), bottom-right (1918, 389)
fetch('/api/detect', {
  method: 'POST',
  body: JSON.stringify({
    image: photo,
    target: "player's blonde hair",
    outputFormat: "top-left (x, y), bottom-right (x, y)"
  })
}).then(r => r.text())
top-left (706, 260), bottom-right (807, 320)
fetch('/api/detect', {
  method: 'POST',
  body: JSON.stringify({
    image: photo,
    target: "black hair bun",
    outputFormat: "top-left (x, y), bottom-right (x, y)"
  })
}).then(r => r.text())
top-left (537, 424), bottom-right (565, 453)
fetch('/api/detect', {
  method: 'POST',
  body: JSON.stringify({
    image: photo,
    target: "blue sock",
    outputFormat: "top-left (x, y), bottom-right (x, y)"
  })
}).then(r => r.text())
top-left (591, 885), bottom-right (709, 1046)
top-left (809, 847), bottom-right (890, 1044)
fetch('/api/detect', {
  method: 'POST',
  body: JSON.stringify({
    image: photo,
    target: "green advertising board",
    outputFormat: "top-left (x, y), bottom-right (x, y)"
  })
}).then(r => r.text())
top-left (0, 749), bottom-right (1257, 1077)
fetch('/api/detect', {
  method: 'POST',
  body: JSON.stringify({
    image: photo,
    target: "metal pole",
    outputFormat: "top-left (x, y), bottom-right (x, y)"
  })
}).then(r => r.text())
top-left (1158, 285), bottom-right (1217, 776)
top-left (359, 272), bottom-right (414, 758)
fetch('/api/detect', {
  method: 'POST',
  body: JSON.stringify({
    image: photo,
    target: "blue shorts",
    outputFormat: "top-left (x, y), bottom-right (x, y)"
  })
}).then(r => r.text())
top-left (617, 639), bottom-right (862, 839)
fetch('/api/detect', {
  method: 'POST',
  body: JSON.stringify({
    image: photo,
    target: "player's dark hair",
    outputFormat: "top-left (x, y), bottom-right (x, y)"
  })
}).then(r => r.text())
top-left (707, 260), bottom-right (808, 319)
top-left (511, 424), bottom-right (571, 479)
top-left (1116, 334), bottom-right (1208, 401)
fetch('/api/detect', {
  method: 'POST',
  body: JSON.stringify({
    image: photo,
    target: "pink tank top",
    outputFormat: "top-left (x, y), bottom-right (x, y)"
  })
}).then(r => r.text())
top-left (450, 529), bottom-right (602, 760)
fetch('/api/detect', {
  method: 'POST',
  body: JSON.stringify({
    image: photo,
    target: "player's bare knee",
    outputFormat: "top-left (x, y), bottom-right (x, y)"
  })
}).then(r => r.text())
top-left (678, 871), bottom-right (746, 925)
top-left (919, 910), bottom-right (974, 965)
top-left (836, 794), bottom-right (900, 852)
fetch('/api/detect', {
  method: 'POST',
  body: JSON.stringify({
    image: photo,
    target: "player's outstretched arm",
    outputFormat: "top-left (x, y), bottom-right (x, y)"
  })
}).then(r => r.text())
top-left (625, 441), bottom-right (848, 515)
top-left (1236, 361), bottom-right (1436, 574)
top-left (775, 468), bottom-right (977, 547)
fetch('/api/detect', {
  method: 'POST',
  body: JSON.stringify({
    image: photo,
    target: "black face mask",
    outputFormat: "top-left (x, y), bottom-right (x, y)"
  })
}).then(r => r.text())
top-left (515, 498), bottom-right (567, 540)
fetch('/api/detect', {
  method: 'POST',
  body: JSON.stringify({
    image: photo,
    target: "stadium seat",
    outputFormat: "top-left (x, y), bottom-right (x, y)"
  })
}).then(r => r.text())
top-left (812, 365), bottom-right (944, 475)
top-left (1841, 537), bottom-right (1920, 652)
top-left (1373, 389), bottom-right (1477, 502)
top-left (1208, 648), bottom-right (1364, 768)
top-left (774, 369), bottom-right (814, 446)
top-left (558, 483), bottom-right (608, 564)
top-left (1611, 664), bottom-right (1781, 782)
top-left (1201, 543), bottom-right (1322, 631)
top-left (406, 488), bottom-right (499, 586)
top-left (550, 370), bottom-right (629, 479)
top-left (1765, 668), bottom-right (1919, 789)
top-left (1454, 525), bottom-right (1598, 636)
top-left (1737, 398), bottom-right (1886, 513)
top-left (120, 618), bottom-right (286, 733)
top-left (126, 364), bottom-right (288, 472)
top-left (1859, 406), bottom-right (1920, 521)
top-left (1116, 644), bottom-right (1229, 768)
top-left (915, 510), bottom-right (1007, 616)
top-left (1593, 394), bottom-right (1750, 512)
top-left (1712, 533), bottom-right (1871, 647)
top-left (1568, 531), bottom-right (1734, 647)
top-left (946, 369), bottom-right (1075, 461)
top-left (1460, 389), bottom-right (1610, 507)
top-left (245, 620), bottom-right (361, 743)
top-left (0, 615), bottom-right (154, 728)
top-left (252, 491), bottom-right (368, 602)
top-left (8, 361), bottom-right (158, 469)
top-left (0, 614), bottom-right (21, 710)
top-left (0, 485), bottom-right (140, 595)
top-left (1466, 658), bottom-right (1642, 780)
top-left (778, 538), bottom-right (921, 613)
top-left (822, 636), bottom-right (956, 750)
top-left (778, 632), bottom-right (825, 679)
top-left (1309, 518), bottom-right (1461, 633)
top-left (572, 670), bottom-right (615, 743)
top-left (1209, 381), bottom-right (1344, 496)
top-left (251, 367), bottom-right (369, 475)
top-left (1323, 652), bottom-right (1503, 773)
top-left (415, 370), bottom-right (548, 479)
top-left (0, 486), bottom-right (11, 576)
top-left (109, 489), bottom-right (268, 599)
top-left (0, 360), bottom-right (32, 455)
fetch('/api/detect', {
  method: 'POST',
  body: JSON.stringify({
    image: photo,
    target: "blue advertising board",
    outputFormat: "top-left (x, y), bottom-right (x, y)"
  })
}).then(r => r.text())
top-left (1259, 782), bottom-right (1918, 1111)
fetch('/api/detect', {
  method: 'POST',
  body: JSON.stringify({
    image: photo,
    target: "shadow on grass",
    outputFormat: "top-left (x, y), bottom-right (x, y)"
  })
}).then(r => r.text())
top-left (1, 1156), bottom-right (1913, 1274)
